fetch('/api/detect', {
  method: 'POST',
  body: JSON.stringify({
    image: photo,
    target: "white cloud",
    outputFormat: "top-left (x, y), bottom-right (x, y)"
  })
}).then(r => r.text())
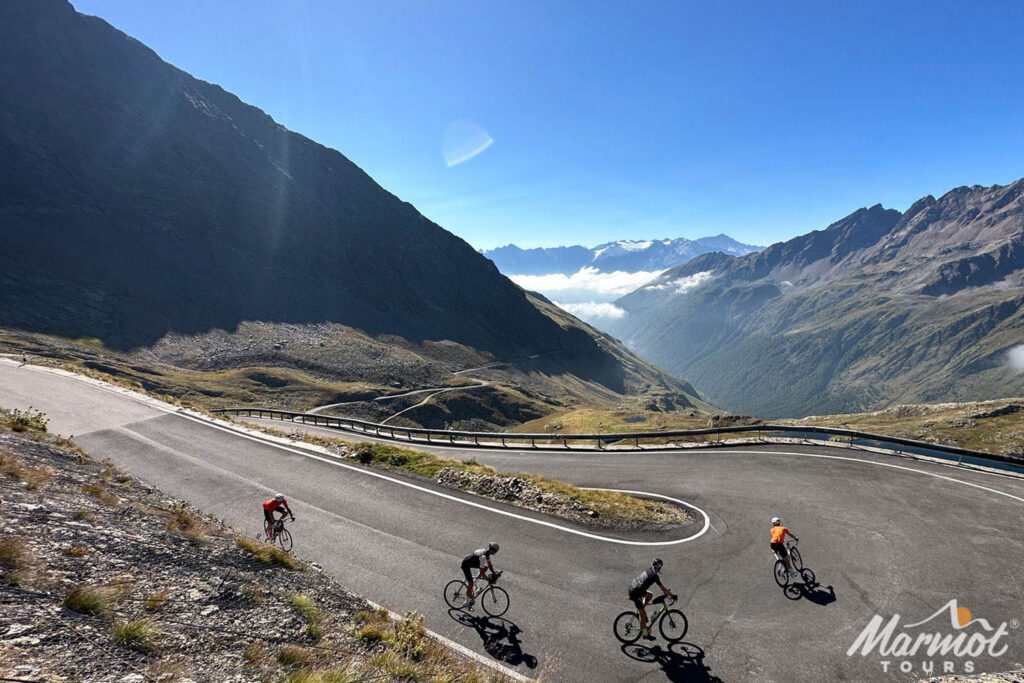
top-left (645, 270), bottom-right (714, 294)
top-left (443, 120), bottom-right (494, 166)
top-left (556, 301), bottom-right (627, 320)
top-left (1007, 344), bottom-right (1024, 373)
top-left (508, 266), bottom-right (665, 304)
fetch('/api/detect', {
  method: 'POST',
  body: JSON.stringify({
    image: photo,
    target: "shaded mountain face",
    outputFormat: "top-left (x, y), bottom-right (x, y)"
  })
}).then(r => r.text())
top-left (483, 236), bottom-right (762, 276)
top-left (606, 181), bottom-right (1024, 418)
top-left (0, 0), bottom-right (701, 400)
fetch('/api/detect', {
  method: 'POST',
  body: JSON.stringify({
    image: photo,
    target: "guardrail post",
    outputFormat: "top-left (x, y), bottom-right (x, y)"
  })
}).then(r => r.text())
top-left (374, 426), bottom-right (380, 436)
top-left (501, 436), bottom-right (506, 447)
top-left (390, 428), bottom-right (395, 438)
top-left (426, 433), bottom-right (431, 443)
top-left (634, 437), bottom-right (639, 448)
top-left (597, 438), bottom-right (604, 450)
top-left (563, 437), bottom-right (567, 448)
top-left (474, 435), bottom-right (479, 445)
top-left (449, 434), bottom-right (454, 444)
top-left (530, 437), bottom-right (535, 448)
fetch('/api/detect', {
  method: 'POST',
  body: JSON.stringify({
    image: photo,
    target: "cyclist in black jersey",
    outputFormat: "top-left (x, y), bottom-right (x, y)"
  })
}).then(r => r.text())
top-left (628, 558), bottom-right (675, 639)
top-left (461, 542), bottom-right (499, 610)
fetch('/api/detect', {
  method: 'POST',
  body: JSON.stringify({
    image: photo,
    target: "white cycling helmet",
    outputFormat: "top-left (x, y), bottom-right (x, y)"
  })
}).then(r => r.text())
top-left (771, 517), bottom-right (781, 525)
top-left (488, 541), bottom-right (499, 552)
top-left (274, 494), bottom-right (285, 502)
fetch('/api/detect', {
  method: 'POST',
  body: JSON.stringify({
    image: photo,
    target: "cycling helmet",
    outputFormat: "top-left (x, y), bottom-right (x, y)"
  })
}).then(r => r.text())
top-left (274, 494), bottom-right (285, 502)
top-left (488, 541), bottom-right (500, 552)
top-left (771, 517), bottom-right (781, 525)
top-left (652, 558), bottom-right (664, 569)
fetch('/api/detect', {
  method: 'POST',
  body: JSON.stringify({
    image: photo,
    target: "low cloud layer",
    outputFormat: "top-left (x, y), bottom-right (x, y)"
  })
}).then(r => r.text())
top-left (555, 301), bottom-right (627, 320)
top-left (644, 270), bottom-right (714, 294)
top-left (1008, 344), bottom-right (1024, 372)
top-left (509, 266), bottom-right (665, 304)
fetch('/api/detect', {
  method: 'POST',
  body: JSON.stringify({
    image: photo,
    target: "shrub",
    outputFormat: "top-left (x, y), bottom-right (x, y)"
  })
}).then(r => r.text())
top-left (0, 454), bottom-right (52, 490)
top-left (1, 407), bottom-right (48, 432)
top-left (72, 509), bottom-right (96, 522)
top-left (61, 546), bottom-right (89, 557)
top-left (165, 503), bottom-right (211, 542)
top-left (111, 618), bottom-right (161, 653)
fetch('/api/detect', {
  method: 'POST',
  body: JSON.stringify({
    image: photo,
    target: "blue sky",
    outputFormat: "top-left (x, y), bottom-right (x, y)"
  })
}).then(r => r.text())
top-left (73, 1), bottom-right (1024, 250)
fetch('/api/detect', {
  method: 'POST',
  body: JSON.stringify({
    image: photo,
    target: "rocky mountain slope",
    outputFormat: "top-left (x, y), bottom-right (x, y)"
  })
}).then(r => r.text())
top-left (483, 235), bottom-right (761, 275)
top-left (605, 180), bottom-right (1024, 418)
top-left (0, 412), bottom-right (507, 682)
top-left (0, 0), bottom-right (700, 419)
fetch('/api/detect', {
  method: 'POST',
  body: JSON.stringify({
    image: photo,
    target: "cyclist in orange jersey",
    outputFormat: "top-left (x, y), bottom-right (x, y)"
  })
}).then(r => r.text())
top-left (770, 517), bottom-right (799, 579)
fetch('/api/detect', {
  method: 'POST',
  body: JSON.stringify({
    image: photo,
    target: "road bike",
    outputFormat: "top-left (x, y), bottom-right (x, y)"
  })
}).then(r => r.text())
top-left (772, 538), bottom-right (803, 587)
top-left (614, 595), bottom-right (688, 643)
top-left (444, 570), bottom-right (509, 617)
top-left (263, 517), bottom-right (294, 553)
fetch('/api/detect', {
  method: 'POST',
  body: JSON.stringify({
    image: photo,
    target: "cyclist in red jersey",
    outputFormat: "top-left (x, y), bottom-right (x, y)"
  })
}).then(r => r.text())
top-left (770, 517), bottom-right (799, 579)
top-left (262, 494), bottom-right (294, 539)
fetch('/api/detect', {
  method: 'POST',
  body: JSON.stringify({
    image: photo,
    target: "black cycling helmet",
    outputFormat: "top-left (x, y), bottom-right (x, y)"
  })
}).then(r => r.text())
top-left (652, 558), bottom-right (664, 569)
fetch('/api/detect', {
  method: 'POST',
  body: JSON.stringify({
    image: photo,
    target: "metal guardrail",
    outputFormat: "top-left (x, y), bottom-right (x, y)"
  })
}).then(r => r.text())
top-left (212, 407), bottom-right (1024, 474)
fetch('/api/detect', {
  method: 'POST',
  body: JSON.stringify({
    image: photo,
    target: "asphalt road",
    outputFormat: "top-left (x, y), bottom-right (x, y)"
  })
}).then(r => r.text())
top-left (2, 360), bottom-right (1023, 682)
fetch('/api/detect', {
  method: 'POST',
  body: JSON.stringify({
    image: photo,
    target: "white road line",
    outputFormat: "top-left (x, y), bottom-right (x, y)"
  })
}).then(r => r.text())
top-left (706, 449), bottom-right (1024, 506)
top-left (170, 410), bottom-right (712, 546)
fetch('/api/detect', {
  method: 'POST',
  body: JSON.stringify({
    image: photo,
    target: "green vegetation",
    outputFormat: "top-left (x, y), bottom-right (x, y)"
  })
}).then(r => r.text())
top-left (111, 618), bottom-right (161, 653)
top-left (0, 407), bottom-right (48, 433)
top-left (63, 583), bottom-right (120, 615)
top-left (285, 667), bottom-right (357, 683)
top-left (82, 482), bottom-right (119, 505)
top-left (290, 593), bottom-right (326, 641)
top-left (510, 406), bottom-right (715, 436)
top-left (349, 441), bottom-right (688, 527)
top-left (236, 538), bottom-right (303, 570)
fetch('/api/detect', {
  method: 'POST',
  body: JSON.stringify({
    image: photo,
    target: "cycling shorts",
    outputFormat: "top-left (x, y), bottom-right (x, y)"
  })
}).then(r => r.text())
top-left (628, 588), bottom-right (647, 610)
top-left (263, 509), bottom-right (276, 524)
top-left (770, 541), bottom-right (788, 557)
top-left (461, 555), bottom-right (479, 582)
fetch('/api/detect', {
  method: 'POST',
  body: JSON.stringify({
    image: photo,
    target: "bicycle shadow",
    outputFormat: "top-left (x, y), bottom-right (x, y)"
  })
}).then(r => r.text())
top-left (447, 609), bottom-right (538, 669)
top-left (620, 640), bottom-right (723, 682)
top-left (783, 567), bottom-right (837, 606)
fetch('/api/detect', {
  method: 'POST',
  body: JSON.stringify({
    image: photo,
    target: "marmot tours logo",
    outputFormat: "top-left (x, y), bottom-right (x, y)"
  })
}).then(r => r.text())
top-left (847, 599), bottom-right (1016, 675)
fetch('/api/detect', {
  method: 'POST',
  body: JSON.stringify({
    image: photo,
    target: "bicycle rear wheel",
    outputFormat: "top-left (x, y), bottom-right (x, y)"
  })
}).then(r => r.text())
top-left (276, 528), bottom-right (293, 553)
top-left (789, 547), bottom-right (803, 571)
top-left (659, 609), bottom-right (688, 642)
top-left (481, 585), bottom-right (510, 617)
top-left (614, 611), bottom-right (642, 643)
top-left (444, 580), bottom-right (469, 609)
top-left (773, 560), bottom-right (789, 587)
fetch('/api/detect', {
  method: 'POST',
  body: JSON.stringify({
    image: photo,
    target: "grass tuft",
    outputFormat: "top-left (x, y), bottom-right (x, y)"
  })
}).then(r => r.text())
top-left (111, 618), bottom-right (161, 653)
top-left (1, 407), bottom-right (48, 433)
top-left (236, 538), bottom-right (303, 570)
top-left (286, 668), bottom-right (357, 683)
top-left (142, 589), bottom-right (169, 612)
top-left (277, 644), bottom-right (318, 668)
top-left (0, 453), bottom-right (53, 490)
top-left (82, 483), bottom-right (119, 505)
top-left (63, 583), bottom-right (118, 615)
top-left (243, 640), bottom-right (266, 665)
top-left (0, 537), bottom-right (36, 585)
top-left (164, 502), bottom-right (212, 542)
top-left (72, 509), bottom-right (97, 522)
top-left (61, 545), bottom-right (90, 557)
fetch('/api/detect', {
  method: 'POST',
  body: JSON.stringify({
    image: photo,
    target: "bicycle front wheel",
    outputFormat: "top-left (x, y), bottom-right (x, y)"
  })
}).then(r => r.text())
top-left (444, 580), bottom-right (469, 609)
top-left (481, 585), bottom-right (510, 617)
top-left (659, 609), bottom-right (688, 642)
top-left (789, 547), bottom-right (803, 571)
top-left (614, 611), bottom-right (642, 643)
top-left (276, 528), bottom-right (293, 553)
top-left (773, 560), bottom-right (789, 587)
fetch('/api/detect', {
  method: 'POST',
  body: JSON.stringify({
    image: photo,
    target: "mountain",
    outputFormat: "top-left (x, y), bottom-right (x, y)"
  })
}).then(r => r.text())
top-left (0, 0), bottom-right (701, 415)
top-left (604, 181), bottom-right (1024, 418)
top-left (483, 236), bottom-right (762, 275)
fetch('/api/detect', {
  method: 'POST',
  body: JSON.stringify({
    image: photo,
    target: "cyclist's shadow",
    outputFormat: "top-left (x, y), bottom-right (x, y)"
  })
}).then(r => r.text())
top-left (447, 609), bottom-right (538, 670)
top-left (621, 641), bottom-right (722, 682)
top-left (783, 568), bottom-right (837, 606)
